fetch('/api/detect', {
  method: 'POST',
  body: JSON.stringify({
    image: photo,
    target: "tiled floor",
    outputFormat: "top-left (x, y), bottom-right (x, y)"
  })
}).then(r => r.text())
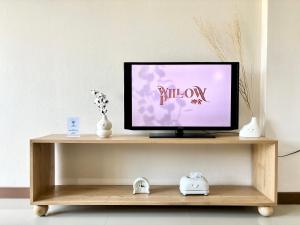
top-left (0, 199), bottom-right (300, 225)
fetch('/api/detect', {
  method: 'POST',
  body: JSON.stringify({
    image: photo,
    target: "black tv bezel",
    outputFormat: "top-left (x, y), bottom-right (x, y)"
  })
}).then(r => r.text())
top-left (124, 62), bottom-right (239, 131)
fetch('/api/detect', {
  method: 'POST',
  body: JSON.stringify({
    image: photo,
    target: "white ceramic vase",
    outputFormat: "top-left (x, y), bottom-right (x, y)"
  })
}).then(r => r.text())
top-left (96, 114), bottom-right (112, 138)
top-left (239, 117), bottom-right (261, 138)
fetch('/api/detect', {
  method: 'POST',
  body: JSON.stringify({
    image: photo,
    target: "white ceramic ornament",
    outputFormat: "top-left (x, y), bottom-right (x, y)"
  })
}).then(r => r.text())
top-left (239, 117), bottom-right (261, 138)
top-left (97, 115), bottom-right (112, 138)
top-left (91, 90), bottom-right (112, 138)
top-left (179, 172), bottom-right (209, 196)
top-left (133, 177), bottom-right (150, 194)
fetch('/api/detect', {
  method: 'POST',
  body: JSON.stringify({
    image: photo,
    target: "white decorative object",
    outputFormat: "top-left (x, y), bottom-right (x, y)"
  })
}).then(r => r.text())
top-left (67, 117), bottom-right (80, 137)
top-left (91, 90), bottom-right (112, 138)
top-left (133, 177), bottom-right (150, 194)
top-left (179, 172), bottom-right (209, 196)
top-left (96, 115), bottom-right (112, 138)
top-left (239, 117), bottom-right (261, 138)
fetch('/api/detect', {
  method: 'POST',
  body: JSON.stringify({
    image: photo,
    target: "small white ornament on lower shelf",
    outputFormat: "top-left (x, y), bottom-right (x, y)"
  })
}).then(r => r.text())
top-left (133, 177), bottom-right (150, 194)
top-left (179, 172), bottom-right (209, 196)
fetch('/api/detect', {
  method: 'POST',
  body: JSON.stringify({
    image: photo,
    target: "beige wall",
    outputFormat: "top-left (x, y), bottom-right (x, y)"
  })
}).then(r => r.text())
top-left (266, 0), bottom-right (300, 192)
top-left (0, 0), bottom-right (265, 187)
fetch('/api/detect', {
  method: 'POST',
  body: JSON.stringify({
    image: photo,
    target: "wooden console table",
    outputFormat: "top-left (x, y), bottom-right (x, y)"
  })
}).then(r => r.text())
top-left (30, 134), bottom-right (277, 217)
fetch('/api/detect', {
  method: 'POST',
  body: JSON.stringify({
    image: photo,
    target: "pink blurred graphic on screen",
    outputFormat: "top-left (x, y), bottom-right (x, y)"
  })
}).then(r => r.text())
top-left (131, 64), bottom-right (232, 127)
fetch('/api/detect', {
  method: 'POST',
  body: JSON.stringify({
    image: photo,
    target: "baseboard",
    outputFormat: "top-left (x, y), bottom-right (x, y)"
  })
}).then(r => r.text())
top-left (0, 187), bottom-right (299, 204)
top-left (278, 192), bottom-right (300, 204)
top-left (0, 188), bottom-right (29, 198)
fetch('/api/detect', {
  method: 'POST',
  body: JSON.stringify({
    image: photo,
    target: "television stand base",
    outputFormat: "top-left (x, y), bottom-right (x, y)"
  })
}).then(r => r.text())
top-left (149, 131), bottom-right (216, 138)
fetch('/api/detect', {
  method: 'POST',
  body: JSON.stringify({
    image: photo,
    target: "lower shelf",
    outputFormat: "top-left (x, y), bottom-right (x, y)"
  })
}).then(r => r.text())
top-left (32, 185), bottom-right (275, 206)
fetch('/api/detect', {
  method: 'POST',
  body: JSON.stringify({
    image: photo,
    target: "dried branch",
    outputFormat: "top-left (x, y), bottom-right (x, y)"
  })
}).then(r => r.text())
top-left (194, 17), bottom-right (254, 115)
top-left (91, 90), bottom-right (109, 116)
top-left (194, 18), bottom-right (226, 61)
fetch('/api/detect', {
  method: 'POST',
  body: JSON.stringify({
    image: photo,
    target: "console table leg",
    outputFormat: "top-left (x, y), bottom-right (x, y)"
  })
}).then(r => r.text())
top-left (34, 205), bottom-right (48, 216)
top-left (258, 206), bottom-right (274, 217)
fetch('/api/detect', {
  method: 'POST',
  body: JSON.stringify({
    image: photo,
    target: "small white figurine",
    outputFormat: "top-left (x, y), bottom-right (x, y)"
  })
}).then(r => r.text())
top-left (179, 172), bottom-right (209, 196)
top-left (133, 177), bottom-right (150, 194)
top-left (239, 117), bottom-right (261, 138)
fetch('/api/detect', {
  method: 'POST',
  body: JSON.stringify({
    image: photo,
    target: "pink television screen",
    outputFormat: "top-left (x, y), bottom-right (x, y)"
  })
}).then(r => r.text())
top-left (124, 62), bottom-right (239, 130)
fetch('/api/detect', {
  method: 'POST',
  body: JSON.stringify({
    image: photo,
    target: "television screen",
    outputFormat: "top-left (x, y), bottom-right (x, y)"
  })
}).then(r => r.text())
top-left (124, 62), bottom-right (239, 130)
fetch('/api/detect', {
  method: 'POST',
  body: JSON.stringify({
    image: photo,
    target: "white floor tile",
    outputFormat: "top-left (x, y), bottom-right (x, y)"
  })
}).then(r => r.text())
top-left (0, 200), bottom-right (300, 225)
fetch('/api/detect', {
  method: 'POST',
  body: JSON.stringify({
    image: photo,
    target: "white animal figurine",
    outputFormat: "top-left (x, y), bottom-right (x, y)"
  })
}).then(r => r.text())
top-left (179, 172), bottom-right (209, 196)
top-left (133, 177), bottom-right (150, 194)
top-left (239, 117), bottom-right (261, 138)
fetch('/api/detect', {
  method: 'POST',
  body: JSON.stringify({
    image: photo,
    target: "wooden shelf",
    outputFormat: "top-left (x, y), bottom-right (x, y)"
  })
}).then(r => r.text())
top-left (30, 134), bottom-right (278, 216)
top-left (33, 185), bottom-right (274, 206)
top-left (31, 134), bottom-right (277, 145)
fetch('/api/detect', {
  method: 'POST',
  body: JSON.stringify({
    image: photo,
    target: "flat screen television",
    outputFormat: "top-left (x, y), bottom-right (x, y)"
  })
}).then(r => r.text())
top-left (124, 62), bottom-right (239, 138)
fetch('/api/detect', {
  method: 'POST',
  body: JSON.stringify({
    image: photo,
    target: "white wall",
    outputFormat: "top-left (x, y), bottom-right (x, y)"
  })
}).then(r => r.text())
top-left (266, 0), bottom-right (300, 192)
top-left (0, 0), bottom-right (263, 187)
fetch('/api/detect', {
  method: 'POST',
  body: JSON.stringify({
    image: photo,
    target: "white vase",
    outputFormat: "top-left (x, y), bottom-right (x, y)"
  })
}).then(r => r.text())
top-left (96, 115), bottom-right (112, 138)
top-left (239, 117), bottom-right (261, 138)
